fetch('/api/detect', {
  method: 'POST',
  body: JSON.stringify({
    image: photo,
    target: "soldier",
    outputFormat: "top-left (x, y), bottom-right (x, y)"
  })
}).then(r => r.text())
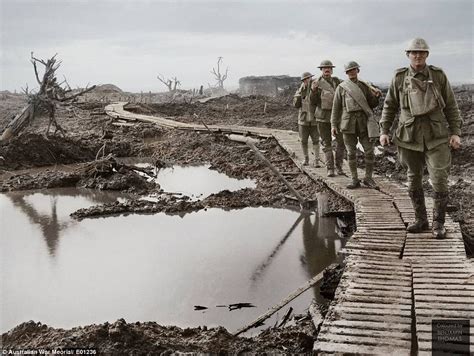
top-left (293, 72), bottom-right (321, 166)
top-left (311, 60), bottom-right (345, 177)
top-left (380, 38), bottom-right (461, 239)
top-left (331, 61), bottom-right (381, 189)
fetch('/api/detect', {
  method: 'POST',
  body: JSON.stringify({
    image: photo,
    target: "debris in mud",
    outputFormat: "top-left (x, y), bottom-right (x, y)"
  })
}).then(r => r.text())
top-left (194, 305), bottom-right (208, 311)
top-left (319, 263), bottom-right (345, 300)
top-left (228, 303), bottom-right (256, 311)
top-left (1, 318), bottom-right (317, 354)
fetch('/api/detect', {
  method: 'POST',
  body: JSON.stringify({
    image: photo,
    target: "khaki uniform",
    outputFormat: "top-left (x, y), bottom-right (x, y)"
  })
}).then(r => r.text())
top-left (331, 79), bottom-right (379, 180)
top-left (313, 76), bottom-right (345, 172)
top-left (380, 65), bottom-right (461, 192)
top-left (294, 81), bottom-right (320, 163)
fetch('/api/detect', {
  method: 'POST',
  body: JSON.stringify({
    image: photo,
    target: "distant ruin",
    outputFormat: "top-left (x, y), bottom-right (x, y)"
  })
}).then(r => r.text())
top-left (239, 75), bottom-right (300, 96)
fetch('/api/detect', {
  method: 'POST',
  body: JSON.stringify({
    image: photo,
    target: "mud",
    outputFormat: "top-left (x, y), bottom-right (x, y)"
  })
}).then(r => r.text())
top-left (0, 85), bottom-right (471, 351)
top-left (1, 317), bottom-right (316, 354)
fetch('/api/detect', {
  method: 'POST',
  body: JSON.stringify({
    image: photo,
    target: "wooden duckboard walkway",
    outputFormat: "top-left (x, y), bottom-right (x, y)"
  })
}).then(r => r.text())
top-left (105, 102), bottom-right (473, 355)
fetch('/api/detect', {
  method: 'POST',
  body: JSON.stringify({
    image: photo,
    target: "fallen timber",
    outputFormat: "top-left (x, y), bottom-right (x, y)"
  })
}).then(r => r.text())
top-left (106, 102), bottom-right (473, 355)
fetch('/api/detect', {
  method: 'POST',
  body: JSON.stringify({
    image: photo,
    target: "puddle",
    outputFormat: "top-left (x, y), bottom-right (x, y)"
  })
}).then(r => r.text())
top-left (154, 164), bottom-right (256, 200)
top-left (117, 161), bottom-right (257, 201)
top-left (0, 189), bottom-right (344, 335)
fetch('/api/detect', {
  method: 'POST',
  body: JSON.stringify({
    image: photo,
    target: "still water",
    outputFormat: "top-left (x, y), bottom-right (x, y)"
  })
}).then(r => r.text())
top-left (0, 169), bottom-right (343, 335)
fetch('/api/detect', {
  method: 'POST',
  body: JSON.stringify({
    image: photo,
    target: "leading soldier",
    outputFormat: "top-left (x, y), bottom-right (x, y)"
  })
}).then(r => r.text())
top-left (380, 38), bottom-right (462, 239)
top-left (311, 60), bottom-right (345, 177)
top-left (331, 61), bottom-right (381, 189)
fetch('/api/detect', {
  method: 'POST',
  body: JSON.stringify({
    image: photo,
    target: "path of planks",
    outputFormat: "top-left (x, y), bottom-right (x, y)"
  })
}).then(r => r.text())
top-left (106, 102), bottom-right (473, 355)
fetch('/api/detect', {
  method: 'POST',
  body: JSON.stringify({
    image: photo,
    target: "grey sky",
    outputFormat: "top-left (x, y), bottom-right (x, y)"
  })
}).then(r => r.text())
top-left (1, 0), bottom-right (472, 92)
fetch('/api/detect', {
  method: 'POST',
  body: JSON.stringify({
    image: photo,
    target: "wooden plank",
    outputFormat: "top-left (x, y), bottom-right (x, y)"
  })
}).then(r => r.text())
top-left (333, 306), bottom-right (412, 317)
top-left (314, 341), bottom-right (410, 355)
top-left (316, 333), bottom-right (411, 348)
top-left (415, 309), bottom-right (474, 318)
top-left (320, 325), bottom-right (411, 340)
top-left (327, 319), bottom-right (412, 332)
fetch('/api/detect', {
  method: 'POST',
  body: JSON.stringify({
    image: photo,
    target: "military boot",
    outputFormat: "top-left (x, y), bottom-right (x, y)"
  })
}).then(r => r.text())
top-left (432, 191), bottom-right (449, 239)
top-left (335, 145), bottom-right (345, 175)
top-left (362, 161), bottom-right (378, 189)
top-left (325, 151), bottom-right (335, 177)
top-left (406, 189), bottom-right (429, 233)
top-left (313, 144), bottom-right (321, 168)
top-left (301, 143), bottom-right (309, 166)
top-left (346, 159), bottom-right (360, 189)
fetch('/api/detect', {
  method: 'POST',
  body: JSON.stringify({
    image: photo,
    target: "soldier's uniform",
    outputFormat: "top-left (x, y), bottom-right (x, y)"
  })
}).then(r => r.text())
top-left (294, 72), bottom-right (320, 166)
top-left (312, 60), bottom-right (345, 176)
top-left (331, 62), bottom-right (380, 188)
top-left (380, 38), bottom-right (461, 239)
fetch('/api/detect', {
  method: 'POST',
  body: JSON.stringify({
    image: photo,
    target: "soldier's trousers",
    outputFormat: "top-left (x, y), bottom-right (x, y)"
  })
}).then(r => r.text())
top-left (398, 143), bottom-right (451, 193)
top-left (343, 125), bottom-right (374, 179)
top-left (317, 121), bottom-right (344, 153)
top-left (298, 123), bottom-right (319, 146)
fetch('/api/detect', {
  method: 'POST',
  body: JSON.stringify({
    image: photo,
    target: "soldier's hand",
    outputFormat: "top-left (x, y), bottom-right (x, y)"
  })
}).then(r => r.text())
top-left (331, 128), bottom-right (338, 136)
top-left (380, 134), bottom-right (391, 146)
top-left (311, 81), bottom-right (319, 91)
top-left (449, 135), bottom-right (461, 150)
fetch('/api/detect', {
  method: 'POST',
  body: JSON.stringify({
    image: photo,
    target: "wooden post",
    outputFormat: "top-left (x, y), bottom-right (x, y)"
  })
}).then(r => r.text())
top-left (317, 192), bottom-right (329, 217)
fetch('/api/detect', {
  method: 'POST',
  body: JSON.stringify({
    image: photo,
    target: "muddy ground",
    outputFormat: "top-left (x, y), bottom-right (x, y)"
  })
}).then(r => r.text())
top-left (0, 84), bottom-right (472, 352)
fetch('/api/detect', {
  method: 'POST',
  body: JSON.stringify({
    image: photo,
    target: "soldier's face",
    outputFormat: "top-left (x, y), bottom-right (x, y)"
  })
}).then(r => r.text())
top-left (346, 68), bottom-right (358, 79)
top-left (303, 78), bottom-right (311, 86)
top-left (321, 67), bottom-right (333, 77)
top-left (408, 51), bottom-right (429, 68)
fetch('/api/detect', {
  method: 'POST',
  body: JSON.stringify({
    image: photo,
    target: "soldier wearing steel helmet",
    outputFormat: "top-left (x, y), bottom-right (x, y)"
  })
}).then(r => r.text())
top-left (293, 72), bottom-right (321, 167)
top-left (331, 61), bottom-right (381, 189)
top-left (311, 60), bottom-right (345, 177)
top-left (380, 38), bottom-right (462, 239)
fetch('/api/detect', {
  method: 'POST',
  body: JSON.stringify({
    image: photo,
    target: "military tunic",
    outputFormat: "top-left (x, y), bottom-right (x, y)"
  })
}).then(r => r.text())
top-left (313, 76), bottom-right (345, 154)
top-left (331, 79), bottom-right (379, 178)
top-left (293, 81), bottom-right (319, 151)
top-left (380, 65), bottom-right (462, 192)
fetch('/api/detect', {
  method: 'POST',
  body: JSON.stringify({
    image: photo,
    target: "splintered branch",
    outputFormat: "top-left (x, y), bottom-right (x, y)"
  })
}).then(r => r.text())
top-left (0, 53), bottom-right (96, 142)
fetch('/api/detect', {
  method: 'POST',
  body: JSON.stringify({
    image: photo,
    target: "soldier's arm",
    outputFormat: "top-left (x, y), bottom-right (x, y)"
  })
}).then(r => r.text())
top-left (366, 86), bottom-right (380, 109)
top-left (440, 73), bottom-right (462, 136)
top-left (331, 87), bottom-right (343, 130)
top-left (380, 76), bottom-right (400, 135)
top-left (310, 86), bottom-right (321, 105)
top-left (293, 85), bottom-right (303, 108)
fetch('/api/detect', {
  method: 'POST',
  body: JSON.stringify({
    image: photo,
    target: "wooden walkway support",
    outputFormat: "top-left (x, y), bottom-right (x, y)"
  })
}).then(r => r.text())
top-left (105, 102), bottom-right (473, 355)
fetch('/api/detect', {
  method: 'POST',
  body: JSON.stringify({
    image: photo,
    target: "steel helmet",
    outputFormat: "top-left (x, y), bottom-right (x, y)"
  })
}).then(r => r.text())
top-left (300, 72), bottom-right (314, 81)
top-left (406, 38), bottom-right (430, 52)
top-left (318, 60), bottom-right (335, 68)
top-left (344, 61), bottom-right (360, 72)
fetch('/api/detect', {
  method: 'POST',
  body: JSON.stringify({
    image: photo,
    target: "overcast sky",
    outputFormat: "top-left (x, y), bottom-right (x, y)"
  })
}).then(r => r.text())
top-left (1, 0), bottom-right (472, 92)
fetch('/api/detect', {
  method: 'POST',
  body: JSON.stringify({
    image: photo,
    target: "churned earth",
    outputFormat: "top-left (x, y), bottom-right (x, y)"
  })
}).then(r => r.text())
top-left (0, 84), bottom-right (472, 352)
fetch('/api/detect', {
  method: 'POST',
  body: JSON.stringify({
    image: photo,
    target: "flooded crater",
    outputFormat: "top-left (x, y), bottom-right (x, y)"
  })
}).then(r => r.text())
top-left (1, 167), bottom-right (345, 335)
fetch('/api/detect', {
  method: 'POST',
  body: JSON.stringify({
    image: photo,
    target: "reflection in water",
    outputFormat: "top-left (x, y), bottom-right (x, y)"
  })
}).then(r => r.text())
top-left (250, 213), bottom-right (306, 283)
top-left (8, 194), bottom-right (70, 256)
top-left (5, 189), bottom-right (126, 257)
top-left (302, 214), bottom-right (341, 302)
top-left (1, 189), bottom-right (345, 335)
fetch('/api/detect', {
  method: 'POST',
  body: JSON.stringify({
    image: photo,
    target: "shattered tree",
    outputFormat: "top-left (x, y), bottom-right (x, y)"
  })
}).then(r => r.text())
top-left (210, 57), bottom-right (228, 89)
top-left (157, 74), bottom-right (181, 92)
top-left (0, 53), bottom-right (96, 142)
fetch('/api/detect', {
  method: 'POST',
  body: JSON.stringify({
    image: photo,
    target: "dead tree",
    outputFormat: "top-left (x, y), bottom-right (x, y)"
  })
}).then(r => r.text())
top-left (0, 53), bottom-right (96, 142)
top-left (211, 57), bottom-right (228, 89)
top-left (157, 74), bottom-right (180, 92)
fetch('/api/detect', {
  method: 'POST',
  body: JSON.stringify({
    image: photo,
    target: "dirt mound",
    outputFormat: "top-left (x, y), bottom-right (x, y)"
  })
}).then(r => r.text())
top-left (1, 317), bottom-right (316, 354)
top-left (93, 84), bottom-right (123, 93)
